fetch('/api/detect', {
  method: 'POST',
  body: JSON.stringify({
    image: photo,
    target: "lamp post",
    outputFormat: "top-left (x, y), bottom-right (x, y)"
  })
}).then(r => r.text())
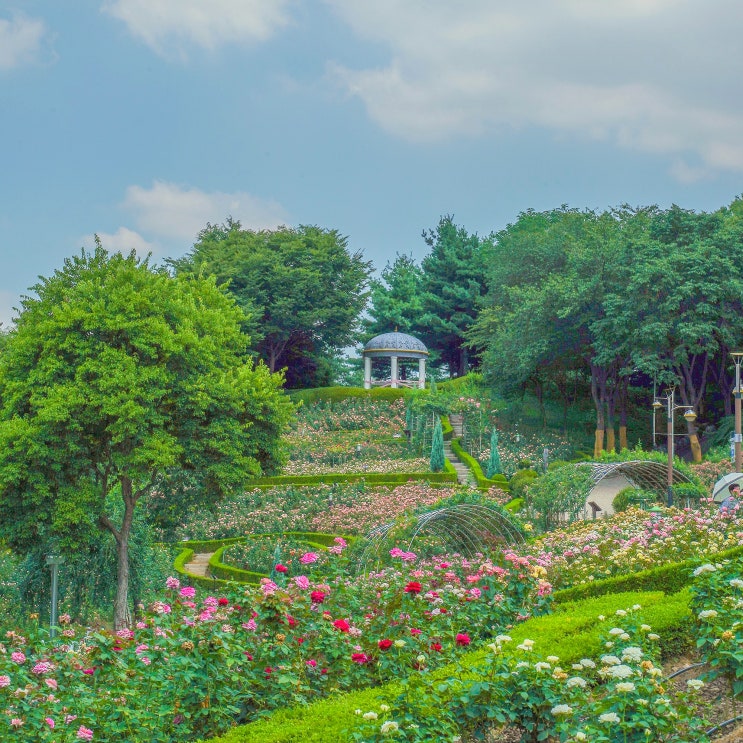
top-left (731, 352), bottom-right (743, 472)
top-left (652, 388), bottom-right (696, 507)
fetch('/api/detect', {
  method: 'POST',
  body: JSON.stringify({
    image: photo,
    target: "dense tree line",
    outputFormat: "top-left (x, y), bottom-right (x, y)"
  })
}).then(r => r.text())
top-left (366, 199), bottom-right (743, 460)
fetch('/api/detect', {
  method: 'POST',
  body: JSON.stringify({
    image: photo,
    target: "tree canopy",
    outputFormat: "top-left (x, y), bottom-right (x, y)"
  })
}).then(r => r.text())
top-left (0, 245), bottom-right (293, 627)
top-left (171, 221), bottom-right (372, 388)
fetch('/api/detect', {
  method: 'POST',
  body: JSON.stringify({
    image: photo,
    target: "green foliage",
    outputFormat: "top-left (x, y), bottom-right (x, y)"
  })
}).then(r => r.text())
top-left (613, 486), bottom-right (639, 513)
top-left (244, 471), bottom-right (457, 487)
top-left (0, 245), bottom-right (292, 626)
top-left (486, 428), bottom-right (502, 477)
top-left (416, 216), bottom-right (492, 377)
top-left (288, 386), bottom-right (406, 405)
top-left (689, 557), bottom-right (743, 696)
top-left (553, 544), bottom-right (743, 606)
top-left (171, 221), bottom-right (372, 387)
top-left (508, 469), bottom-right (538, 499)
top-left (363, 253), bottom-right (424, 338)
top-left (429, 418), bottom-right (445, 472)
top-left (526, 463), bottom-right (594, 531)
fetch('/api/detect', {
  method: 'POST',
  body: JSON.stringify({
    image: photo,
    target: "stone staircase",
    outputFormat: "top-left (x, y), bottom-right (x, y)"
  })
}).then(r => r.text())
top-left (445, 413), bottom-right (475, 486)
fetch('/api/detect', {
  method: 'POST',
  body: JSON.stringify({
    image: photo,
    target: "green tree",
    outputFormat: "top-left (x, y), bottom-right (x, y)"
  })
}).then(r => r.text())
top-left (364, 253), bottom-right (424, 337)
top-left (430, 417), bottom-right (445, 472)
top-left (473, 207), bottom-right (627, 455)
top-left (486, 429), bottom-right (502, 477)
top-left (0, 245), bottom-right (293, 628)
top-left (599, 202), bottom-right (743, 460)
top-left (171, 221), bottom-right (372, 388)
top-left (418, 216), bottom-right (491, 377)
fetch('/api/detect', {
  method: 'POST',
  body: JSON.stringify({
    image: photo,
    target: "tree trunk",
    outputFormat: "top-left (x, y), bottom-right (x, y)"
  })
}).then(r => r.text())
top-left (99, 477), bottom-right (136, 630)
top-left (618, 377), bottom-right (629, 450)
top-left (590, 364), bottom-right (606, 458)
top-left (458, 346), bottom-right (469, 377)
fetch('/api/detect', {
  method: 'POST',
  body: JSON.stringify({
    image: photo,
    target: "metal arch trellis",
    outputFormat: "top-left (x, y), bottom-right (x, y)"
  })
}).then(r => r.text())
top-left (356, 504), bottom-right (525, 577)
top-left (589, 460), bottom-right (692, 495)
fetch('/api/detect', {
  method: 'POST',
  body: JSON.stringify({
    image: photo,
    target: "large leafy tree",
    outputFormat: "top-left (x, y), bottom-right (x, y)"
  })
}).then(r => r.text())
top-left (418, 216), bottom-right (492, 377)
top-left (171, 220), bottom-right (372, 388)
top-left (473, 207), bottom-right (627, 454)
top-left (601, 203), bottom-right (743, 460)
top-left (0, 245), bottom-right (292, 628)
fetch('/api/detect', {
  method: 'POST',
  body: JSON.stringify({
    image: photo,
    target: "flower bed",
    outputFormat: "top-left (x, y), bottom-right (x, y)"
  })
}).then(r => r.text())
top-left (516, 500), bottom-right (743, 590)
top-left (0, 545), bottom-right (550, 742)
top-left (171, 483), bottom-right (467, 541)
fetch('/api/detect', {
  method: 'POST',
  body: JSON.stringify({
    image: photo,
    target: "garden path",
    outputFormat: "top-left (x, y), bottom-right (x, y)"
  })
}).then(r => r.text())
top-left (183, 552), bottom-right (212, 578)
top-left (445, 414), bottom-right (475, 485)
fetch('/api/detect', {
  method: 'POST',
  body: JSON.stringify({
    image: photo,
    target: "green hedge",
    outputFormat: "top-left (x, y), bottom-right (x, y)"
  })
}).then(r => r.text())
top-left (174, 533), bottom-right (358, 587)
top-left (197, 589), bottom-right (691, 743)
top-left (288, 387), bottom-right (406, 404)
top-left (244, 471), bottom-right (458, 487)
top-left (450, 436), bottom-right (510, 491)
top-left (208, 546), bottom-right (266, 584)
top-left (441, 415), bottom-right (454, 441)
top-left (553, 543), bottom-right (743, 605)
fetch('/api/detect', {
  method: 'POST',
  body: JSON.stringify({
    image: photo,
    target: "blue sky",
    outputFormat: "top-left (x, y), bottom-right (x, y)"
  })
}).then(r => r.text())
top-left (2, 0), bottom-right (743, 328)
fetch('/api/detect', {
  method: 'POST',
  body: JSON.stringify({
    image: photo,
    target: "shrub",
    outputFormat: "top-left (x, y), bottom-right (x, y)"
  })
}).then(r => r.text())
top-left (509, 469), bottom-right (538, 499)
top-left (612, 486), bottom-right (637, 513)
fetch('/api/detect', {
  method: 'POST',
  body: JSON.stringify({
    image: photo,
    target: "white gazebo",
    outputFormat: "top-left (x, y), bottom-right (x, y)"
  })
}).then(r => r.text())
top-left (362, 331), bottom-right (428, 389)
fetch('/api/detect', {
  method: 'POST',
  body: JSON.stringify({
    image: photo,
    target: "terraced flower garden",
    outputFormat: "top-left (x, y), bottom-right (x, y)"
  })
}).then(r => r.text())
top-left (1, 393), bottom-right (742, 742)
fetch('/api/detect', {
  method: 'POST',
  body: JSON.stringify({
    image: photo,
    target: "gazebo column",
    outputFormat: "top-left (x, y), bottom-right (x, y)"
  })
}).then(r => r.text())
top-left (391, 356), bottom-right (399, 388)
top-left (364, 355), bottom-right (372, 389)
top-left (418, 358), bottom-right (426, 389)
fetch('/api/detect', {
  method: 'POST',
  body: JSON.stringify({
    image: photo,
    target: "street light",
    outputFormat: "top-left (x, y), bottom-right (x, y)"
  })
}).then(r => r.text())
top-left (652, 388), bottom-right (696, 507)
top-left (731, 352), bottom-right (743, 472)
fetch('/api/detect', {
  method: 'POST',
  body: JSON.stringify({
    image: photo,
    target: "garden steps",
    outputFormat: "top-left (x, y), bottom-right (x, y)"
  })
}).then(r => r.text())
top-left (183, 551), bottom-right (213, 578)
top-left (443, 413), bottom-right (474, 485)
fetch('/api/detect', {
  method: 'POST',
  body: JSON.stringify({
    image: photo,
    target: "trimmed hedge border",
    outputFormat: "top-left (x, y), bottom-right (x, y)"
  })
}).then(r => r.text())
top-left (173, 532), bottom-right (357, 587)
top-left (288, 387), bottom-right (407, 405)
top-left (243, 471), bottom-right (458, 487)
top-left (450, 435), bottom-right (510, 491)
top-left (552, 542), bottom-right (743, 605)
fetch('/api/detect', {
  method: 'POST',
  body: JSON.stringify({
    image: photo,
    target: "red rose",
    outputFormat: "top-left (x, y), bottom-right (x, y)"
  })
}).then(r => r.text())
top-left (378, 638), bottom-right (393, 650)
top-left (243, 652), bottom-right (253, 660)
top-left (351, 652), bottom-right (371, 664)
top-left (275, 564), bottom-right (288, 573)
top-left (455, 633), bottom-right (471, 646)
top-left (310, 591), bottom-right (326, 604)
top-left (286, 615), bottom-right (297, 627)
top-left (404, 581), bottom-right (422, 594)
top-left (430, 642), bottom-right (442, 652)
top-left (333, 619), bottom-right (350, 632)
top-left (218, 597), bottom-right (229, 606)
top-left (410, 628), bottom-right (422, 636)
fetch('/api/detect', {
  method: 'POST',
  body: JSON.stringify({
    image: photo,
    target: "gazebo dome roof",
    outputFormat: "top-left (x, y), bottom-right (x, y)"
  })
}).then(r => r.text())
top-left (363, 332), bottom-right (428, 358)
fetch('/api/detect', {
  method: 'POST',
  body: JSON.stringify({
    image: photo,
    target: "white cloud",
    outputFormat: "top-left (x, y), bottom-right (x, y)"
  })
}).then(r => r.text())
top-left (83, 227), bottom-right (159, 259)
top-left (102, 0), bottom-right (291, 55)
top-left (122, 181), bottom-right (289, 242)
top-left (325, 0), bottom-right (743, 176)
top-left (0, 14), bottom-right (47, 70)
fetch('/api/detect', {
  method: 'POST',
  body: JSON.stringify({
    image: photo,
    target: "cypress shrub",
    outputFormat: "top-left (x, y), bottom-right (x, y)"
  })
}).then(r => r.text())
top-left (430, 417), bottom-right (445, 472)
